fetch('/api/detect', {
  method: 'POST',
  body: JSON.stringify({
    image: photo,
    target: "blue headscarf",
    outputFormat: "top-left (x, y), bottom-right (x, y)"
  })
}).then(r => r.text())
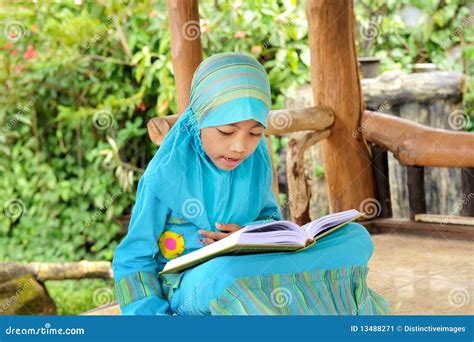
top-left (143, 52), bottom-right (281, 231)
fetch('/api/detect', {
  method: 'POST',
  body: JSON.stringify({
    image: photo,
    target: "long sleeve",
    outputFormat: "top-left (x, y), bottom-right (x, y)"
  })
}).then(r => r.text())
top-left (112, 177), bottom-right (171, 315)
top-left (242, 189), bottom-right (282, 227)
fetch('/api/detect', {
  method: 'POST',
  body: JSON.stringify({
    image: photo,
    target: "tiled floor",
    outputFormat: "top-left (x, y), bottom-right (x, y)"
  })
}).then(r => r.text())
top-left (367, 230), bottom-right (473, 315)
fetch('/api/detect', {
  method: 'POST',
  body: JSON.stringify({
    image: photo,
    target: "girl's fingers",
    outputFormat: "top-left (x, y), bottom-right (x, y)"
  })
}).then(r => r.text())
top-left (215, 223), bottom-right (241, 232)
top-left (198, 225), bottom-right (240, 246)
top-left (199, 230), bottom-right (228, 241)
top-left (204, 238), bottom-right (215, 246)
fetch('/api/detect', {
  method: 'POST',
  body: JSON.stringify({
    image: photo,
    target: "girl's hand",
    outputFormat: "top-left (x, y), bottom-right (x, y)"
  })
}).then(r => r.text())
top-left (198, 223), bottom-right (241, 246)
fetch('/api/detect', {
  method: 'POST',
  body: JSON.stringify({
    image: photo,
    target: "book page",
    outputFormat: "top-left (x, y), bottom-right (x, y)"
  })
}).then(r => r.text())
top-left (302, 209), bottom-right (364, 238)
top-left (242, 220), bottom-right (302, 233)
top-left (239, 230), bottom-right (307, 245)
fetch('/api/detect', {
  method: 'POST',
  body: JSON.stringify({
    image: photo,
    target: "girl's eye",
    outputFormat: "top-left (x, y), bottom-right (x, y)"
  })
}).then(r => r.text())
top-left (250, 132), bottom-right (263, 137)
top-left (218, 130), bottom-right (233, 136)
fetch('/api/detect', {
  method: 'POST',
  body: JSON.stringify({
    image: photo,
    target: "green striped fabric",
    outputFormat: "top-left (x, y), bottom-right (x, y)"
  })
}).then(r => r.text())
top-left (115, 271), bottom-right (163, 308)
top-left (189, 52), bottom-right (271, 125)
top-left (165, 215), bottom-right (189, 225)
top-left (209, 265), bottom-right (390, 315)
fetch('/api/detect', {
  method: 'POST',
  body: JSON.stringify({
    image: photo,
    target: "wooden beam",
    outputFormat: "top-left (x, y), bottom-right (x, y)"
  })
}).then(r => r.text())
top-left (167, 0), bottom-right (203, 114)
top-left (306, 0), bottom-right (374, 213)
top-left (25, 261), bottom-right (113, 281)
top-left (362, 110), bottom-right (474, 168)
top-left (147, 106), bottom-right (334, 146)
top-left (264, 106), bottom-right (334, 136)
top-left (370, 218), bottom-right (474, 240)
top-left (414, 214), bottom-right (474, 226)
top-left (82, 302), bottom-right (120, 316)
top-left (147, 114), bottom-right (177, 146)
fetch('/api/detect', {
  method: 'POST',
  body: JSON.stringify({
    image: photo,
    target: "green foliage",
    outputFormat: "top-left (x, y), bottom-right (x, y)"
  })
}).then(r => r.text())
top-left (45, 279), bottom-right (116, 315)
top-left (313, 164), bottom-right (325, 180)
top-left (0, 0), bottom-right (470, 266)
top-left (0, 2), bottom-right (161, 262)
top-left (355, 0), bottom-right (473, 74)
top-left (465, 78), bottom-right (474, 132)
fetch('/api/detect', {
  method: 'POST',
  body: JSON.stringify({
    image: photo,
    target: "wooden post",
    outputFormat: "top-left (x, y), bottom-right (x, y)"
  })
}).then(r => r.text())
top-left (306, 0), bottom-right (375, 213)
top-left (167, 0), bottom-right (203, 114)
top-left (265, 136), bottom-right (280, 201)
top-left (286, 130), bottom-right (331, 224)
top-left (407, 166), bottom-right (426, 219)
top-left (461, 168), bottom-right (474, 216)
top-left (371, 144), bottom-right (392, 218)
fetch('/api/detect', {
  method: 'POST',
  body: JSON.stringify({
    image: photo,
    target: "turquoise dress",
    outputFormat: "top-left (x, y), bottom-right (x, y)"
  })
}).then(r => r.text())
top-left (112, 178), bottom-right (389, 315)
top-left (112, 53), bottom-right (390, 315)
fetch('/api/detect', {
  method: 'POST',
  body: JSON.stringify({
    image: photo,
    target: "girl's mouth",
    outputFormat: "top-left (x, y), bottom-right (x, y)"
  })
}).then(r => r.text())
top-left (221, 156), bottom-right (241, 167)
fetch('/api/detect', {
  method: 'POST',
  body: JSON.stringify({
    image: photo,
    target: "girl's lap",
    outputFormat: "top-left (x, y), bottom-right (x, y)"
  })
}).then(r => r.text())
top-left (167, 222), bottom-right (374, 315)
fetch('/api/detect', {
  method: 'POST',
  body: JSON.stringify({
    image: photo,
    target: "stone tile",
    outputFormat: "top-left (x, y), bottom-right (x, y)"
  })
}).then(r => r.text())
top-left (366, 232), bottom-right (473, 315)
top-left (368, 232), bottom-right (473, 277)
top-left (367, 270), bottom-right (427, 294)
top-left (431, 262), bottom-right (474, 285)
top-left (382, 278), bottom-right (473, 315)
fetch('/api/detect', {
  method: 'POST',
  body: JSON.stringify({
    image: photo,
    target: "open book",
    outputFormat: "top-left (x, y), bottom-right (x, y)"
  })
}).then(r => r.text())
top-left (159, 209), bottom-right (365, 274)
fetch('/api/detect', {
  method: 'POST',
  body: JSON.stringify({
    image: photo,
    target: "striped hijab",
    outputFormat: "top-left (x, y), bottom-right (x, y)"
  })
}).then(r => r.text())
top-left (143, 52), bottom-right (281, 231)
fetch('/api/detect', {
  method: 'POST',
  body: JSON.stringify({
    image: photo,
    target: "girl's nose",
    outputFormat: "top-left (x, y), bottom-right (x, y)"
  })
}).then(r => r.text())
top-left (229, 140), bottom-right (246, 153)
top-left (230, 143), bottom-right (245, 153)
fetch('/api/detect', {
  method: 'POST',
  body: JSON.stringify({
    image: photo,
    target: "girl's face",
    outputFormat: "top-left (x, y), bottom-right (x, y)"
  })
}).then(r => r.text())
top-left (201, 119), bottom-right (265, 171)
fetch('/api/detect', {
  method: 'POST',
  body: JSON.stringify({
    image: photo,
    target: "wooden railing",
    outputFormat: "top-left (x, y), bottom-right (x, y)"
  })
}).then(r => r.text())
top-left (362, 110), bottom-right (474, 238)
top-left (362, 110), bottom-right (474, 168)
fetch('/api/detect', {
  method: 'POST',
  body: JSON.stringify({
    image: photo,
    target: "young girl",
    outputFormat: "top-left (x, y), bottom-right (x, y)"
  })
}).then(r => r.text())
top-left (112, 52), bottom-right (389, 315)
